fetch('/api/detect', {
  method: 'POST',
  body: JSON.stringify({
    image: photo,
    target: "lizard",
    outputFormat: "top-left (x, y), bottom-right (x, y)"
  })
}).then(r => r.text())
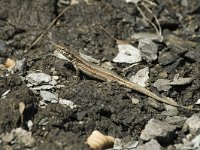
top-left (54, 44), bottom-right (199, 111)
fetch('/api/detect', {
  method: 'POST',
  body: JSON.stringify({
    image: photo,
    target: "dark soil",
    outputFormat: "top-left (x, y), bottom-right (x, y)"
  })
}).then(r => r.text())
top-left (0, 0), bottom-right (200, 149)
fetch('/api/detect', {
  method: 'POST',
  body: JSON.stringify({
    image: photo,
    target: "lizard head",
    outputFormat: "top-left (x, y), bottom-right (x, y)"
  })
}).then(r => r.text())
top-left (54, 44), bottom-right (74, 62)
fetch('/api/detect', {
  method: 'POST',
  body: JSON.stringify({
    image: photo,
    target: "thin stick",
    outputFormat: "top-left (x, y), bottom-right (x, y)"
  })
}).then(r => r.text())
top-left (29, 6), bottom-right (70, 49)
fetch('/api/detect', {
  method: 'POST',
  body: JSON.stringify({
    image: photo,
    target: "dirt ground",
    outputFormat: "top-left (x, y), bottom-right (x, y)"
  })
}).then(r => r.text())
top-left (0, 0), bottom-right (200, 149)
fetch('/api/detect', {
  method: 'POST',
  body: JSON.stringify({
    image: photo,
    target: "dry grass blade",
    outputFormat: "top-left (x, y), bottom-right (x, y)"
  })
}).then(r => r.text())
top-left (142, 3), bottom-right (162, 35)
top-left (135, 1), bottom-right (162, 35)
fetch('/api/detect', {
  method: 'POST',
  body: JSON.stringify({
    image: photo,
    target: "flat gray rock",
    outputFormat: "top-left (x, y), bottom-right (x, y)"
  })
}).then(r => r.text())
top-left (140, 119), bottom-right (176, 145)
top-left (136, 139), bottom-right (161, 150)
top-left (185, 49), bottom-right (200, 62)
top-left (158, 51), bottom-right (179, 65)
top-left (185, 113), bottom-right (200, 134)
top-left (166, 116), bottom-right (187, 128)
top-left (26, 73), bottom-right (52, 85)
top-left (40, 91), bottom-right (59, 103)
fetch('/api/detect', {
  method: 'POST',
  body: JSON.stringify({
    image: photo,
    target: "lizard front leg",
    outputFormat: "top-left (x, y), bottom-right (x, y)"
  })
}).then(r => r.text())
top-left (72, 60), bottom-right (80, 80)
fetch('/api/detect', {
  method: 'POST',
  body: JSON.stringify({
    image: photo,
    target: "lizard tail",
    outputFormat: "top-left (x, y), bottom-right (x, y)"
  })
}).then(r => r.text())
top-left (118, 79), bottom-right (200, 111)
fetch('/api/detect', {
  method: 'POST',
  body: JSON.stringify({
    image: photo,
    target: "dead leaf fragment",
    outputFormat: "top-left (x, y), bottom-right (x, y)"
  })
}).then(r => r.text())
top-left (113, 43), bottom-right (142, 64)
top-left (4, 58), bottom-right (15, 68)
top-left (86, 130), bottom-right (114, 150)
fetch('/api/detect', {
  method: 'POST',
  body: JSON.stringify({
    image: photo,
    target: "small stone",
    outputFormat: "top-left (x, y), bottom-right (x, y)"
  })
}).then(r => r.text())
top-left (52, 76), bottom-right (59, 80)
top-left (153, 79), bottom-right (172, 91)
top-left (165, 116), bottom-right (187, 128)
top-left (165, 34), bottom-right (195, 55)
top-left (138, 39), bottom-right (158, 62)
top-left (185, 113), bottom-right (200, 134)
top-left (174, 143), bottom-right (184, 150)
top-left (124, 141), bottom-right (139, 149)
top-left (59, 99), bottom-right (77, 109)
top-left (136, 139), bottom-right (161, 150)
top-left (185, 49), bottom-right (200, 62)
top-left (167, 145), bottom-right (176, 150)
top-left (113, 138), bottom-right (123, 149)
top-left (158, 71), bottom-right (168, 78)
top-left (27, 120), bottom-right (33, 131)
top-left (2, 128), bottom-right (35, 146)
top-left (26, 73), bottom-right (52, 85)
top-left (15, 128), bottom-right (35, 146)
top-left (55, 84), bottom-right (65, 88)
top-left (182, 123), bottom-right (189, 133)
top-left (158, 51), bottom-right (179, 66)
top-left (181, 0), bottom-right (188, 6)
top-left (77, 111), bottom-right (87, 121)
top-left (176, 134), bottom-right (200, 150)
top-left (164, 58), bottom-right (184, 73)
top-left (11, 58), bottom-right (26, 73)
top-left (162, 104), bottom-right (178, 116)
top-left (130, 67), bottom-right (149, 87)
top-left (40, 91), bottom-right (59, 103)
top-left (2, 132), bottom-right (14, 142)
top-left (191, 134), bottom-right (200, 149)
top-left (112, 138), bottom-right (139, 149)
top-left (140, 119), bottom-right (176, 145)
top-left (131, 97), bottom-right (140, 104)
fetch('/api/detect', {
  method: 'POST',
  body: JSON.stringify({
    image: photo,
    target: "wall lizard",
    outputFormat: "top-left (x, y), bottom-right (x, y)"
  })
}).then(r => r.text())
top-left (55, 44), bottom-right (199, 111)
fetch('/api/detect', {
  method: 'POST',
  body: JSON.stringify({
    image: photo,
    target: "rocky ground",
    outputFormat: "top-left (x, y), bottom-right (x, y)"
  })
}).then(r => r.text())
top-left (0, 0), bottom-right (200, 150)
